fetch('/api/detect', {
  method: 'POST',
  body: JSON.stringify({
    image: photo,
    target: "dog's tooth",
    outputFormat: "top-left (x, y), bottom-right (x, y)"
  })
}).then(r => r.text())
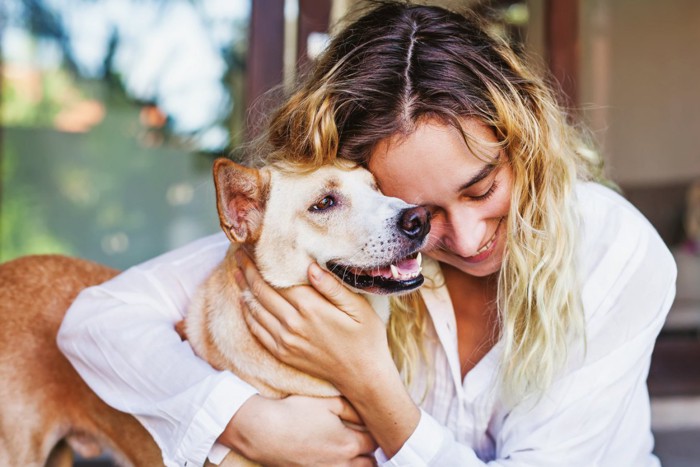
top-left (417, 252), bottom-right (422, 266)
top-left (390, 264), bottom-right (399, 279)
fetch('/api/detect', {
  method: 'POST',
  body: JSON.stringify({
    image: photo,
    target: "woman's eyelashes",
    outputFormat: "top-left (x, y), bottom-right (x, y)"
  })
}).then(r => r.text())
top-left (466, 179), bottom-right (499, 202)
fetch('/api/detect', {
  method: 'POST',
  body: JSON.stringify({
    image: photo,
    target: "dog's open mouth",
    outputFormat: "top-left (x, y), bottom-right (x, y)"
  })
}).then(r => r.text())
top-left (326, 252), bottom-right (424, 294)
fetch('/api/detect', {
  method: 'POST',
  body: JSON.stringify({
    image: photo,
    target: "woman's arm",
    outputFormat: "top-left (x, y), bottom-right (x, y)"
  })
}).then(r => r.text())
top-left (57, 234), bottom-right (375, 466)
top-left (236, 222), bottom-right (677, 466)
top-left (235, 250), bottom-right (421, 457)
top-left (57, 234), bottom-right (256, 465)
top-left (219, 394), bottom-right (377, 466)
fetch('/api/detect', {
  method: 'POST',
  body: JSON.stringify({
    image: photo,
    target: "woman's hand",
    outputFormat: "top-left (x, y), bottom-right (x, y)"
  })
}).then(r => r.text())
top-left (234, 249), bottom-right (421, 457)
top-left (233, 249), bottom-right (396, 394)
top-left (220, 394), bottom-right (377, 466)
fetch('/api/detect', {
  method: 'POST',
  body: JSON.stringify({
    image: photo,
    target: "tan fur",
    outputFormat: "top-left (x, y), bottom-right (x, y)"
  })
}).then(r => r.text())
top-left (186, 248), bottom-right (338, 400)
top-left (0, 158), bottom-right (428, 466)
top-left (0, 255), bottom-right (162, 466)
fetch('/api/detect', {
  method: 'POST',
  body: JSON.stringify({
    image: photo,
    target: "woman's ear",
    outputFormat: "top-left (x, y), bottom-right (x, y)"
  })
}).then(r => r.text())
top-left (213, 158), bottom-right (270, 243)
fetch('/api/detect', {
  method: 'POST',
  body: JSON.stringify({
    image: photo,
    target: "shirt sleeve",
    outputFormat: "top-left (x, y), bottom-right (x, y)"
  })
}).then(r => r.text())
top-left (378, 187), bottom-right (677, 466)
top-left (57, 233), bottom-right (259, 466)
top-left (374, 410), bottom-right (482, 466)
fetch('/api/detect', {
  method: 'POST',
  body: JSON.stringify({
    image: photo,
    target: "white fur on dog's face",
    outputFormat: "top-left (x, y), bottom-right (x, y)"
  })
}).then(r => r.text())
top-left (255, 164), bottom-right (423, 290)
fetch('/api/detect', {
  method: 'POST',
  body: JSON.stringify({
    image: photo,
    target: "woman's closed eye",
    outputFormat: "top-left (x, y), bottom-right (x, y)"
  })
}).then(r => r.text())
top-left (466, 179), bottom-right (499, 202)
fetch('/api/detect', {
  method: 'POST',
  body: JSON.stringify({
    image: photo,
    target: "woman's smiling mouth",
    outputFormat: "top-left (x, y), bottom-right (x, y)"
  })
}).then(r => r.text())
top-left (462, 217), bottom-right (504, 263)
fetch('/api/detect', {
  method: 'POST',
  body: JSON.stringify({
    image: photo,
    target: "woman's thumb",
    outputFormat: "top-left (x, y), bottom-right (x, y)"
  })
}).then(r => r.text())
top-left (308, 262), bottom-right (358, 312)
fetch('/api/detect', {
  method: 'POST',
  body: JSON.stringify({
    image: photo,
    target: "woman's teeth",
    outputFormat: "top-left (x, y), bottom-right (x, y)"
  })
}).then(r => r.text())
top-left (475, 236), bottom-right (495, 255)
top-left (474, 222), bottom-right (501, 255)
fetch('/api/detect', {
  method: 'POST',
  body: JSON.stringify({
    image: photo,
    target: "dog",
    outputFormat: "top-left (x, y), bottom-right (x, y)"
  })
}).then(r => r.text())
top-left (0, 157), bottom-right (430, 466)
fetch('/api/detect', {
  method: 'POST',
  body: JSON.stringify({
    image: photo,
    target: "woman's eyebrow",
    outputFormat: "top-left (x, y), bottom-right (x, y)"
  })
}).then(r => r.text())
top-left (457, 163), bottom-right (497, 192)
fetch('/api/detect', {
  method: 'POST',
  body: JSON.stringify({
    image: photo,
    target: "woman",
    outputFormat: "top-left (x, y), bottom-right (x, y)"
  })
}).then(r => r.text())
top-left (58, 2), bottom-right (676, 466)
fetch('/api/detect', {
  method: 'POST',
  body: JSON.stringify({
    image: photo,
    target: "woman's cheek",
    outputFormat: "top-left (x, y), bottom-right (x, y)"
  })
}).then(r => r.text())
top-left (422, 226), bottom-right (445, 254)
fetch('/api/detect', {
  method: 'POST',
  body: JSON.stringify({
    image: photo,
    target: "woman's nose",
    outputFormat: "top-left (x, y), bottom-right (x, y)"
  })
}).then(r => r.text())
top-left (441, 214), bottom-right (486, 257)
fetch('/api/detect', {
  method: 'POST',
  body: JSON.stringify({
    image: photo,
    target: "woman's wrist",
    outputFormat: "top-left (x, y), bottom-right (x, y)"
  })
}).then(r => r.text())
top-left (217, 394), bottom-right (267, 460)
top-left (337, 359), bottom-right (421, 458)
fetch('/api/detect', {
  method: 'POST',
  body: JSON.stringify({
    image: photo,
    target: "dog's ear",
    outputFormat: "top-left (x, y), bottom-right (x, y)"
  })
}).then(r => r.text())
top-left (213, 158), bottom-right (269, 243)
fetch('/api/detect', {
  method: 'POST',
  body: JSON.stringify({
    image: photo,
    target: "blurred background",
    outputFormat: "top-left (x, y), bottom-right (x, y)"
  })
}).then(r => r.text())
top-left (1, 0), bottom-right (698, 465)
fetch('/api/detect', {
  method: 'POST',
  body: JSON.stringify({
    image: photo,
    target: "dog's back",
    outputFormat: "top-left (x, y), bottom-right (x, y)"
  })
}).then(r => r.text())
top-left (0, 255), bottom-right (162, 466)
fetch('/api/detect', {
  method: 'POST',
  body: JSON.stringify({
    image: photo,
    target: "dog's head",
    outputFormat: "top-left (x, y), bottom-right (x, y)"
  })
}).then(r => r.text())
top-left (214, 158), bottom-right (430, 295)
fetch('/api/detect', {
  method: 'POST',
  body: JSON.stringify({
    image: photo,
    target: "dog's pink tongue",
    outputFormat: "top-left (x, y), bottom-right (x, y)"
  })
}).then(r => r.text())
top-left (396, 257), bottom-right (420, 274)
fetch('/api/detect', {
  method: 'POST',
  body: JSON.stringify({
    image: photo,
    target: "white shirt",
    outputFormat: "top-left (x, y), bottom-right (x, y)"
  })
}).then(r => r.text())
top-left (58, 182), bottom-right (676, 466)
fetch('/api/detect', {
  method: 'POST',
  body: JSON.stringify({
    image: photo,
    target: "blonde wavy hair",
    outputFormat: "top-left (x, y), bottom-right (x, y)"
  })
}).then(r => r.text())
top-left (251, 1), bottom-right (610, 403)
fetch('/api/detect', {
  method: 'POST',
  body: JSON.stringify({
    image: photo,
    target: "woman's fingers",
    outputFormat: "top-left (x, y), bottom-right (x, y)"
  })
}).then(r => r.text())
top-left (328, 396), bottom-right (364, 426)
top-left (222, 394), bottom-right (378, 466)
top-left (234, 255), bottom-right (310, 362)
top-left (234, 249), bottom-right (386, 386)
top-left (236, 247), bottom-right (366, 325)
top-left (307, 263), bottom-right (362, 316)
top-left (239, 291), bottom-right (283, 356)
top-left (234, 249), bottom-right (299, 325)
top-left (325, 397), bottom-right (378, 458)
top-left (280, 262), bottom-right (374, 325)
top-left (350, 456), bottom-right (378, 467)
top-left (350, 432), bottom-right (379, 459)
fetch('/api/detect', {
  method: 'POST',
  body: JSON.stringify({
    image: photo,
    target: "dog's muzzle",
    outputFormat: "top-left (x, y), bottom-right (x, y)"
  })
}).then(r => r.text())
top-left (326, 206), bottom-right (431, 295)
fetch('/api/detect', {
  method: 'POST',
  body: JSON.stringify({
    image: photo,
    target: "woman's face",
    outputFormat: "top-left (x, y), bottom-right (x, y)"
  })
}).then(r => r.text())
top-left (368, 118), bottom-right (512, 278)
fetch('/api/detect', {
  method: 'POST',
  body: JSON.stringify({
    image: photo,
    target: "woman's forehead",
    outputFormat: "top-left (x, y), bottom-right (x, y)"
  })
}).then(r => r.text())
top-left (369, 118), bottom-right (498, 168)
top-left (367, 120), bottom-right (499, 200)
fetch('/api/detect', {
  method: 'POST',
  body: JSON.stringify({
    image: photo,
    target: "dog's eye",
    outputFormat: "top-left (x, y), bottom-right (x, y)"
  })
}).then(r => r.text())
top-left (310, 195), bottom-right (336, 211)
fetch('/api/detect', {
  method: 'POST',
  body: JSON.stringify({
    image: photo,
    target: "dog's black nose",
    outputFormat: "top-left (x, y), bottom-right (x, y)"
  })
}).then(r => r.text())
top-left (398, 206), bottom-right (431, 240)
